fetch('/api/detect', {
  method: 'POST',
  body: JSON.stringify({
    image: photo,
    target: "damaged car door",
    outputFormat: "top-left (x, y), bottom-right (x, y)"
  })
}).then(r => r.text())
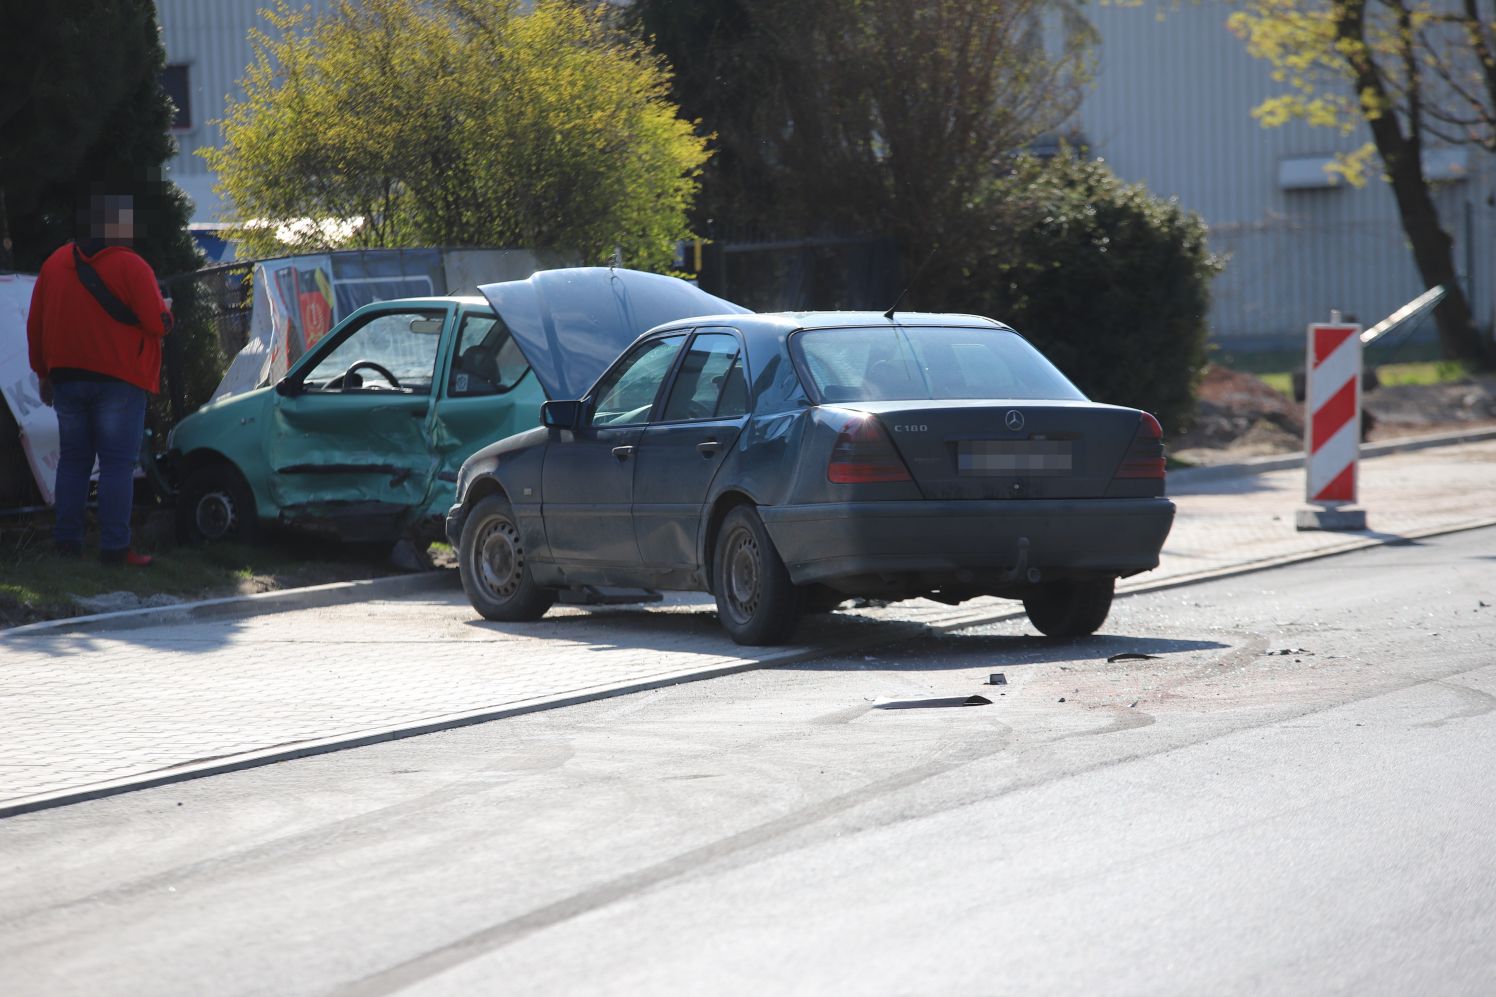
top-left (266, 304), bottom-right (451, 539)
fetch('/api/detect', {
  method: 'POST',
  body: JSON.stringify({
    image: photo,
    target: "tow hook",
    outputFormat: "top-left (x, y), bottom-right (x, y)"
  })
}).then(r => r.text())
top-left (1000, 537), bottom-right (1042, 585)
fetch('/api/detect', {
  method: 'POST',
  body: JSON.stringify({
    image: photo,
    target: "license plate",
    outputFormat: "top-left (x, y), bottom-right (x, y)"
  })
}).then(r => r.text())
top-left (957, 440), bottom-right (1072, 476)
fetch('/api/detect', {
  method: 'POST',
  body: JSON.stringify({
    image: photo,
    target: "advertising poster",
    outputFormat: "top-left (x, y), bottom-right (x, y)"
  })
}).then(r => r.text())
top-left (0, 274), bottom-right (59, 505)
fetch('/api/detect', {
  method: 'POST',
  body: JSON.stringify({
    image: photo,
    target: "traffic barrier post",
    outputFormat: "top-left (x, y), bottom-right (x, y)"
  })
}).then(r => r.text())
top-left (1296, 311), bottom-right (1368, 531)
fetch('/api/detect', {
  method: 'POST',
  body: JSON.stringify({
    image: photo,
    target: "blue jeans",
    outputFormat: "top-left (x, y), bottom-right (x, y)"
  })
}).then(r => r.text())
top-left (51, 379), bottom-right (147, 552)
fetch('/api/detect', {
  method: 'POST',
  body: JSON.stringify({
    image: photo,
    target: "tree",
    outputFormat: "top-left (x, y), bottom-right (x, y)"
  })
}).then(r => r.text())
top-left (1229, 0), bottom-right (1496, 367)
top-left (624, 0), bottom-right (1096, 297)
top-left (951, 154), bottom-right (1221, 434)
top-left (207, 0), bottom-right (709, 270)
top-left (0, 0), bottom-right (212, 419)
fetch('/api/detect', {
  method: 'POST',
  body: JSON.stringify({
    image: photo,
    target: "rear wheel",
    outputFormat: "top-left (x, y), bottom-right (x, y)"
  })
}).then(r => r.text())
top-left (713, 506), bottom-right (802, 645)
top-left (458, 495), bottom-right (556, 622)
top-left (1023, 578), bottom-right (1115, 638)
top-left (177, 463), bottom-right (257, 544)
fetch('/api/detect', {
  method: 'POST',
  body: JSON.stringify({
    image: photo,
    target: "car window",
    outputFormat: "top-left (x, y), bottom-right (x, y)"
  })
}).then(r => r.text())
top-left (448, 312), bottom-right (529, 397)
top-left (301, 309), bottom-right (445, 394)
top-left (591, 335), bottom-right (686, 427)
top-left (662, 333), bottom-right (748, 421)
top-left (793, 326), bottom-right (1086, 402)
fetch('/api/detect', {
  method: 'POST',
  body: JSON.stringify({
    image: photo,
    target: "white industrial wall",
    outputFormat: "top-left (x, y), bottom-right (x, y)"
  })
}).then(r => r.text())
top-left (155, 0), bottom-right (338, 225)
top-left (1075, 0), bottom-right (1495, 348)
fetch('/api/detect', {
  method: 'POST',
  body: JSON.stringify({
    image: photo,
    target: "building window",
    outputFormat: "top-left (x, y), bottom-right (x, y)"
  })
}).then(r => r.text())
top-left (161, 64), bottom-right (191, 131)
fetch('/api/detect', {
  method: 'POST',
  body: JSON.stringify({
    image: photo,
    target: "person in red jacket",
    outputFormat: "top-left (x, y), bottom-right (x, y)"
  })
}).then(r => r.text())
top-left (26, 193), bottom-right (174, 564)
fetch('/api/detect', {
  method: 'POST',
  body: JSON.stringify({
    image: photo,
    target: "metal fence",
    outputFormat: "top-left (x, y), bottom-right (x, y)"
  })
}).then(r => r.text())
top-left (697, 234), bottom-right (901, 312)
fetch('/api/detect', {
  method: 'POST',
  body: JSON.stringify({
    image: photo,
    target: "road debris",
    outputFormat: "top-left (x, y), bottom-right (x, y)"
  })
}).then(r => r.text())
top-left (1266, 648), bottom-right (1313, 656)
top-left (964, 695), bottom-right (992, 706)
top-left (988, 673), bottom-right (1007, 685)
top-left (1107, 652), bottom-right (1159, 663)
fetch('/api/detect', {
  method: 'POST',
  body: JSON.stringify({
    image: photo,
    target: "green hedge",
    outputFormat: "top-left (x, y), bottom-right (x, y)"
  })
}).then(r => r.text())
top-left (949, 154), bottom-right (1220, 435)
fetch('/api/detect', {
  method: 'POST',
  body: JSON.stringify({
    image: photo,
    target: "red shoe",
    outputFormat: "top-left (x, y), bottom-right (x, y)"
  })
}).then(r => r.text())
top-left (100, 548), bottom-right (154, 566)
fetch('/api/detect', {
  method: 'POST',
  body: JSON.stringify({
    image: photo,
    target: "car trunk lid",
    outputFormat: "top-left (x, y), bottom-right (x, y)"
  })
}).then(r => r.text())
top-left (843, 400), bottom-right (1148, 500)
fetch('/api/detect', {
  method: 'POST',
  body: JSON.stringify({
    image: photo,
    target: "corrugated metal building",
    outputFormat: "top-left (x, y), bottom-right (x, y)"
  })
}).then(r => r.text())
top-left (156, 0), bottom-right (1491, 348)
top-left (1075, 0), bottom-right (1494, 348)
top-left (155, 0), bottom-right (337, 228)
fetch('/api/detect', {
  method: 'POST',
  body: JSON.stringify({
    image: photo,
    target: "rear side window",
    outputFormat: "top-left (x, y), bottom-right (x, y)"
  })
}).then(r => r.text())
top-left (448, 312), bottom-right (529, 397)
top-left (793, 326), bottom-right (1085, 403)
top-left (662, 332), bottom-right (749, 421)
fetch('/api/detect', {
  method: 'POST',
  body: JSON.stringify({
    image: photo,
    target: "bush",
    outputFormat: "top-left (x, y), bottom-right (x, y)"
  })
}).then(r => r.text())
top-left (949, 154), bottom-right (1220, 435)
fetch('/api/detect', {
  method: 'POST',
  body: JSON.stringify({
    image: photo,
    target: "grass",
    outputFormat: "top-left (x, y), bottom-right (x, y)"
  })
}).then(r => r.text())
top-left (0, 509), bottom-right (403, 627)
top-left (1214, 341), bottom-right (1474, 400)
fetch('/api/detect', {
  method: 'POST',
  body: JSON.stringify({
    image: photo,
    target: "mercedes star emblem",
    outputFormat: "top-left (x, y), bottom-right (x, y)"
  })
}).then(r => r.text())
top-left (1005, 409), bottom-right (1025, 432)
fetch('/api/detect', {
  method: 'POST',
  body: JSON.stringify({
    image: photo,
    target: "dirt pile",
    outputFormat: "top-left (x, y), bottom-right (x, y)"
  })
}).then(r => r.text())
top-left (1171, 365), bottom-right (1303, 461)
top-left (1170, 364), bottom-right (1496, 464)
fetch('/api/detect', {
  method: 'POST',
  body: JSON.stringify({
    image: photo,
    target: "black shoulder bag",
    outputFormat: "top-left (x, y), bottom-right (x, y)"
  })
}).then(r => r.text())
top-left (72, 243), bottom-right (142, 327)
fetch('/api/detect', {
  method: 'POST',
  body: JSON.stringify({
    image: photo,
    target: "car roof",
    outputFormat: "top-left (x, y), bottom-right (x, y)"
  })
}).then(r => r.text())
top-left (648, 310), bottom-right (1011, 338)
top-left (352, 295), bottom-right (489, 309)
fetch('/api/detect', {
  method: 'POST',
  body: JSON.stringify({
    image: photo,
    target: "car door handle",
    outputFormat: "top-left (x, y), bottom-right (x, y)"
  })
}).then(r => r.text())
top-left (611, 445), bottom-right (636, 460)
top-left (696, 440), bottom-right (720, 457)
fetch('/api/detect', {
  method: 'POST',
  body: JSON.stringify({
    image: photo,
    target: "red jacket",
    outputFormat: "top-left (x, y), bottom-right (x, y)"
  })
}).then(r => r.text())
top-left (27, 242), bottom-right (174, 393)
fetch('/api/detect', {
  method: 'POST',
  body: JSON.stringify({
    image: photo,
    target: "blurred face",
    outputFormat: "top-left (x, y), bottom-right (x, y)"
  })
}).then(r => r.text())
top-left (103, 207), bottom-right (135, 242)
top-left (86, 194), bottom-right (135, 242)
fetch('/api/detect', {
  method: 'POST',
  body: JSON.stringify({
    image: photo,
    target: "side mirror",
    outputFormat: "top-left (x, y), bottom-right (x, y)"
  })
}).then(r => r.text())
top-left (274, 377), bottom-right (301, 398)
top-left (540, 399), bottom-right (583, 430)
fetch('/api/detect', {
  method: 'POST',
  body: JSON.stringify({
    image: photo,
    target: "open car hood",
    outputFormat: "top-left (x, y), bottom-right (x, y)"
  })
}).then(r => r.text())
top-left (478, 267), bottom-right (749, 401)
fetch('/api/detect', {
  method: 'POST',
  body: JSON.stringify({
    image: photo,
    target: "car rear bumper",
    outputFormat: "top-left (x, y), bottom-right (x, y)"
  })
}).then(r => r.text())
top-left (759, 498), bottom-right (1175, 587)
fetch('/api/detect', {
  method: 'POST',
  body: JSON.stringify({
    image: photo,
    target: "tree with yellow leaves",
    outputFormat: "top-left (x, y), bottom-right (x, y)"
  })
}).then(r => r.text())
top-left (205, 0), bottom-right (709, 271)
top-left (1230, 0), bottom-right (1496, 366)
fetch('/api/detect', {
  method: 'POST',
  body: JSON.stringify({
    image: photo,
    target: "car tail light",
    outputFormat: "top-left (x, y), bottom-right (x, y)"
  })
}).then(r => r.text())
top-left (827, 417), bottom-right (913, 483)
top-left (1114, 412), bottom-right (1166, 479)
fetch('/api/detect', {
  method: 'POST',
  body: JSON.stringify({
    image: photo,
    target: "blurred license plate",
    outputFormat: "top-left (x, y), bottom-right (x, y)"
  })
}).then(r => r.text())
top-left (958, 440), bottom-right (1071, 476)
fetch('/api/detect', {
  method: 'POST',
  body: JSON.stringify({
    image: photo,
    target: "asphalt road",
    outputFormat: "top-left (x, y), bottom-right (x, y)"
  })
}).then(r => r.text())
top-left (3, 527), bottom-right (1494, 996)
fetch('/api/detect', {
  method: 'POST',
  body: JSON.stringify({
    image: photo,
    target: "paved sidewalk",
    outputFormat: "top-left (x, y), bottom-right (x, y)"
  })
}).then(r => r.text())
top-left (4, 440), bottom-right (1495, 817)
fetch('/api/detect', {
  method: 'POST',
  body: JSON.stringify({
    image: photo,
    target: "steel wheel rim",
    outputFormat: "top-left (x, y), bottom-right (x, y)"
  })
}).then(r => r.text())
top-left (724, 526), bottom-right (761, 623)
top-left (476, 516), bottom-right (524, 600)
top-left (195, 491), bottom-right (235, 539)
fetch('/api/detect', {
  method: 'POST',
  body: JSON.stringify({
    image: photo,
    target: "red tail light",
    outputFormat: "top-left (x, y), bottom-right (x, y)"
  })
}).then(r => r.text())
top-left (1115, 412), bottom-right (1166, 479)
top-left (827, 417), bottom-right (913, 483)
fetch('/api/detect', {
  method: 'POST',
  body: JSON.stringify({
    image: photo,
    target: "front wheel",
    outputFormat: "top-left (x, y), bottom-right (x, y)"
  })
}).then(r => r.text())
top-left (458, 495), bottom-right (556, 622)
top-left (713, 506), bottom-right (802, 645)
top-left (177, 463), bottom-right (257, 544)
top-left (1022, 578), bottom-right (1115, 639)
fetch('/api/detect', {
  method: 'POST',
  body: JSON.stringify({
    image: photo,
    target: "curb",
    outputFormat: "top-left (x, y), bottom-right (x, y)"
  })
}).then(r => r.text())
top-left (1168, 425), bottom-right (1496, 487)
top-left (6, 514), bottom-right (1496, 819)
top-left (2, 570), bottom-right (457, 638)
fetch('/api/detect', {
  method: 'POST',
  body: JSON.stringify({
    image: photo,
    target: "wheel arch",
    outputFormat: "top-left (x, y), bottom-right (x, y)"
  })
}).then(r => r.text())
top-left (462, 474), bottom-right (510, 513)
top-left (178, 449), bottom-right (263, 515)
top-left (700, 489), bottom-right (760, 595)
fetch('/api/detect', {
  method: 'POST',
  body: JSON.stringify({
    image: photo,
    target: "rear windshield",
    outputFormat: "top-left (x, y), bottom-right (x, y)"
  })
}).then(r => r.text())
top-left (792, 326), bottom-right (1086, 403)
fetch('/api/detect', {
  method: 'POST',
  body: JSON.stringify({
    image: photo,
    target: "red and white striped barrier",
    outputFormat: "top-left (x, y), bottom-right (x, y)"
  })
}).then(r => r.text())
top-left (1298, 319), bottom-right (1367, 530)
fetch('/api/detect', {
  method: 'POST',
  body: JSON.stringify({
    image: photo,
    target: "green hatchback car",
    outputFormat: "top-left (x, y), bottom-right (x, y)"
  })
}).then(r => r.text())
top-left (166, 295), bottom-right (544, 545)
top-left (166, 270), bottom-right (742, 547)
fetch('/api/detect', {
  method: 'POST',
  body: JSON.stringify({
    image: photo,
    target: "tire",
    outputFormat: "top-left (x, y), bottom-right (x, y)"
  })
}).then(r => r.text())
top-left (713, 505), bottom-right (802, 645)
top-left (1022, 578), bottom-right (1115, 639)
top-left (177, 463), bottom-right (258, 544)
top-left (458, 494), bottom-right (556, 622)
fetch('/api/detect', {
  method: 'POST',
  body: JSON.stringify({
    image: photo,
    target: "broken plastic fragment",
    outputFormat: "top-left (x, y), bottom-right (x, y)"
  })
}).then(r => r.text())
top-left (963, 695), bottom-right (992, 706)
top-left (988, 673), bottom-right (1007, 685)
top-left (1107, 652), bottom-right (1158, 663)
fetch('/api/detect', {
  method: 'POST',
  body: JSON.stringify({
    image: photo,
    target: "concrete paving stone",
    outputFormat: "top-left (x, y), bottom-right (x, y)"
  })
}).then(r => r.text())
top-left (2, 440), bottom-right (1495, 815)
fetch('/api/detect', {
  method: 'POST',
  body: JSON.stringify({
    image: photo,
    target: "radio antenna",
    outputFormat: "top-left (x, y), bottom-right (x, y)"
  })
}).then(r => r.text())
top-left (883, 244), bottom-right (940, 319)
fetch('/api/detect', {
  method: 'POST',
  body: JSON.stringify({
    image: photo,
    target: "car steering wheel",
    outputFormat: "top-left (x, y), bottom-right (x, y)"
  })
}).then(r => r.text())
top-left (343, 360), bottom-right (402, 390)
